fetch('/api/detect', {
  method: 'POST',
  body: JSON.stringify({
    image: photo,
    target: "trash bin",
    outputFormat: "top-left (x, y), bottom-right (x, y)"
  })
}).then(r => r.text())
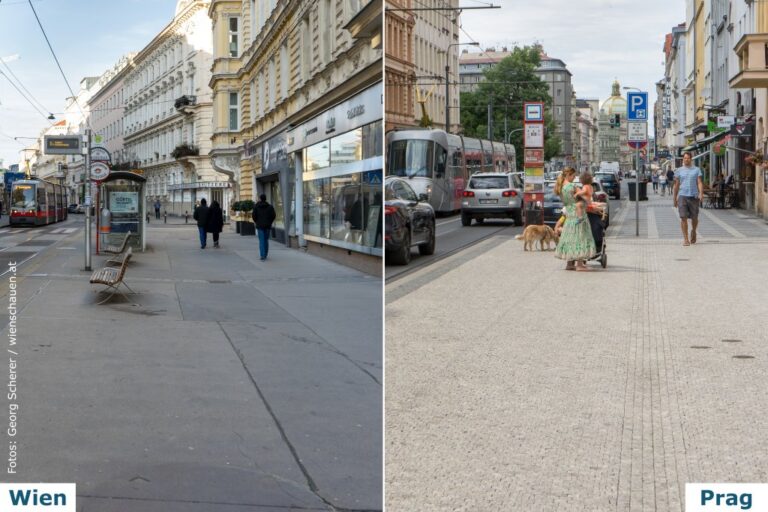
top-left (628, 181), bottom-right (648, 201)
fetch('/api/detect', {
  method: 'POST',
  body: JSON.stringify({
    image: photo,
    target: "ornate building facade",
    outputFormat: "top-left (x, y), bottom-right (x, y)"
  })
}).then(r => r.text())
top-left (384, 0), bottom-right (416, 131)
top-left (209, 0), bottom-right (382, 273)
top-left (123, 0), bottom-right (226, 216)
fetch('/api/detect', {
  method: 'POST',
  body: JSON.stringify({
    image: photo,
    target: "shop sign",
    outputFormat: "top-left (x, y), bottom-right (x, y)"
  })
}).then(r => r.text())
top-left (262, 132), bottom-right (290, 174)
top-left (287, 82), bottom-right (382, 152)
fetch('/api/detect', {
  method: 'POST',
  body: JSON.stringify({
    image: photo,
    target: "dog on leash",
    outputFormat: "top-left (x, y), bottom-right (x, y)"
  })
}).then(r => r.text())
top-left (515, 224), bottom-right (559, 251)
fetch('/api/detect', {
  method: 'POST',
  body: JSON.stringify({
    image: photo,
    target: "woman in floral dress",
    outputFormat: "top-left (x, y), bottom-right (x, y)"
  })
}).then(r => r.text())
top-left (554, 167), bottom-right (595, 271)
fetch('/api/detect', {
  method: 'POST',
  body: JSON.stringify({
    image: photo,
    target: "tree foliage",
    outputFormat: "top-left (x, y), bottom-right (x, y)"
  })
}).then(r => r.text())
top-left (460, 46), bottom-right (562, 170)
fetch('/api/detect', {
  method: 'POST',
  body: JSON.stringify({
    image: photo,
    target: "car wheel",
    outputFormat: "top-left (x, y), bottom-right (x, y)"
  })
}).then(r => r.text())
top-left (388, 230), bottom-right (411, 265)
top-left (513, 209), bottom-right (523, 226)
top-left (461, 212), bottom-right (471, 226)
top-left (418, 221), bottom-right (436, 256)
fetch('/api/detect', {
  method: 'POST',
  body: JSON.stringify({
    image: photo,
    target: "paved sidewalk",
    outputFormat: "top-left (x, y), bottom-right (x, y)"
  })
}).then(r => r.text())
top-left (386, 192), bottom-right (768, 511)
top-left (2, 222), bottom-right (381, 511)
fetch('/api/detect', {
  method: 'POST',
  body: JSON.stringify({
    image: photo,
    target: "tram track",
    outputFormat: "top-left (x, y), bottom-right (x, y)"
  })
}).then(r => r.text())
top-left (385, 222), bottom-right (518, 285)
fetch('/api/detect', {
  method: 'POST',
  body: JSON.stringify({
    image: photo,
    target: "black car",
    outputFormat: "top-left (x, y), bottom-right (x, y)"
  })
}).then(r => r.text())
top-left (384, 176), bottom-right (436, 265)
top-left (542, 182), bottom-right (564, 226)
top-left (67, 204), bottom-right (80, 214)
top-left (595, 172), bottom-right (620, 199)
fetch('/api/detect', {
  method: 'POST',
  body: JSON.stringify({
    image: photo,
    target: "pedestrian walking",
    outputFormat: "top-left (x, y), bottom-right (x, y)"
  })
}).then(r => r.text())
top-left (659, 171), bottom-right (668, 196)
top-left (652, 171), bottom-right (659, 193)
top-left (193, 198), bottom-right (210, 249)
top-left (672, 151), bottom-right (704, 246)
top-left (252, 193), bottom-right (276, 261)
top-left (554, 167), bottom-right (596, 271)
top-left (154, 199), bottom-right (161, 220)
top-left (206, 200), bottom-right (224, 248)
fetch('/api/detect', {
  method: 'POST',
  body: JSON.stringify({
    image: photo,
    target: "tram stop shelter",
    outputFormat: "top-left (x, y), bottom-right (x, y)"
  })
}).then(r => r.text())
top-left (98, 172), bottom-right (147, 252)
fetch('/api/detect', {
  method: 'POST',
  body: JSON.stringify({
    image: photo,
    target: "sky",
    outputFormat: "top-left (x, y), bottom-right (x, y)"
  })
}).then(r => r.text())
top-left (459, 0), bottom-right (687, 132)
top-left (0, 0), bottom-right (178, 167)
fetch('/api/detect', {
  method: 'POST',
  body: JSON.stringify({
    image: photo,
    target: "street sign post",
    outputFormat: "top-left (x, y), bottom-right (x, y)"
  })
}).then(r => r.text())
top-left (523, 102), bottom-right (545, 226)
top-left (627, 91), bottom-right (648, 237)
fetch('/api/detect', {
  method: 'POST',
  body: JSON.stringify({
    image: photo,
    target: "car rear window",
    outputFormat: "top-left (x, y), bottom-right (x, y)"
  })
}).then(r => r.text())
top-left (597, 174), bottom-right (616, 182)
top-left (469, 176), bottom-right (508, 189)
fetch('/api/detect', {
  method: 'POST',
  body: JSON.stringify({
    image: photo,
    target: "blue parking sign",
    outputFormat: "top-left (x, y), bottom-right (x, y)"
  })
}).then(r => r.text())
top-left (627, 92), bottom-right (648, 121)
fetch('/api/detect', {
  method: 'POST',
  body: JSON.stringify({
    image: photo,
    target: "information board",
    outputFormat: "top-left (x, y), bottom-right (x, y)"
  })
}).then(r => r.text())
top-left (109, 191), bottom-right (139, 213)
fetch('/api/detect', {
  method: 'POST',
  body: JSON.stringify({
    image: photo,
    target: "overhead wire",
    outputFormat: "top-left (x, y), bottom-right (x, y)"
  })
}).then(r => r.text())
top-left (0, 68), bottom-right (53, 122)
top-left (0, 55), bottom-right (53, 116)
top-left (26, 0), bottom-right (87, 124)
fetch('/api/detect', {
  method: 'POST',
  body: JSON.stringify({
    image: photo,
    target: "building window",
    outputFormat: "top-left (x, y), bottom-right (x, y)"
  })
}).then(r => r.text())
top-left (250, 79), bottom-right (256, 124)
top-left (269, 58), bottom-right (276, 108)
top-left (229, 17), bottom-right (240, 57)
top-left (301, 16), bottom-right (311, 80)
top-left (322, 0), bottom-right (332, 63)
top-left (280, 41), bottom-right (288, 98)
top-left (229, 92), bottom-right (239, 131)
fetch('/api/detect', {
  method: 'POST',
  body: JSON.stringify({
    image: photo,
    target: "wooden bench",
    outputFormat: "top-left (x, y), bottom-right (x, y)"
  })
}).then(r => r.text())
top-left (102, 231), bottom-right (132, 265)
top-left (90, 247), bottom-right (137, 305)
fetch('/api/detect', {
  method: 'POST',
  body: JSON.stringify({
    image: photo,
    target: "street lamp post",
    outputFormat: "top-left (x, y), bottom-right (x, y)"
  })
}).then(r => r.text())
top-left (506, 127), bottom-right (524, 144)
top-left (445, 42), bottom-right (479, 134)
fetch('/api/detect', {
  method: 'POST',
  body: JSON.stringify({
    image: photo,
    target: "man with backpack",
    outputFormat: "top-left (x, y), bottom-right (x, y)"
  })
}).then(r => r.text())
top-left (252, 194), bottom-right (276, 261)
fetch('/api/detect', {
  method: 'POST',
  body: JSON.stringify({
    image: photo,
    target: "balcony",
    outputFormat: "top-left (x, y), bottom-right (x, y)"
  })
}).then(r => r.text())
top-left (729, 33), bottom-right (768, 89)
top-left (174, 95), bottom-right (196, 111)
top-left (171, 143), bottom-right (200, 160)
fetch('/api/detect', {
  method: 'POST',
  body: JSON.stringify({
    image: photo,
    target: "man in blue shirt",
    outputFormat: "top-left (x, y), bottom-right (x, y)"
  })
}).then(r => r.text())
top-left (672, 151), bottom-right (704, 246)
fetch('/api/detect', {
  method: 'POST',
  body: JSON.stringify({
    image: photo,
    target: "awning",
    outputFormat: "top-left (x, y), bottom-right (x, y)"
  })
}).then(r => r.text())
top-left (681, 130), bottom-right (729, 153)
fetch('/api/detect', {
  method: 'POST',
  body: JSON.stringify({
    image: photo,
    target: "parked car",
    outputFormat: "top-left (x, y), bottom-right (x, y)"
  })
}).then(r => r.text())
top-left (543, 181), bottom-right (563, 226)
top-left (67, 204), bottom-right (79, 214)
top-left (595, 172), bottom-right (621, 199)
top-left (546, 177), bottom-right (610, 227)
top-left (384, 176), bottom-right (436, 265)
top-left (460, 172), bottom-right (524, 226)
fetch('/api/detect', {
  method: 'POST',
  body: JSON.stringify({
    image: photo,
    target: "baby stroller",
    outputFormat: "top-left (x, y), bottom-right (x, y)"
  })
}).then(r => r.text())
top-left (586, 209), bottom-right (607, 268)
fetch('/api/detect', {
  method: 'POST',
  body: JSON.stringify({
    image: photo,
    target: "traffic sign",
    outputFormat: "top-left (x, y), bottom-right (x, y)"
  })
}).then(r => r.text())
top-left (90, 162), bottom-right (110, 181)
top-left (91, 146), bottom-right (112, 163)
top-left (524, 102), bottom-right (544, 123)
top-left (626, 92), bottom-right (648, 121)
top-left (627, 121), bottom-right (648, 142)
top-left (628, 141), bottom-right (648, 149)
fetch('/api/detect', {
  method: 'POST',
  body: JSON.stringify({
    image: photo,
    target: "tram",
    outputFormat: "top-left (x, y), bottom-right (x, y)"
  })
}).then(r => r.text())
top-left (386, 129), bottom-right (516, 214)
top-left (9, 178), bottom-right (68, 226)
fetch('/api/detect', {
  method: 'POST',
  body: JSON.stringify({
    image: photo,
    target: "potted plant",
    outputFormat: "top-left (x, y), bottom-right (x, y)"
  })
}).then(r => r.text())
top-left (239, 199), bottom-right (256, 236)
top-left (232, 201), bottom-right (242, 233)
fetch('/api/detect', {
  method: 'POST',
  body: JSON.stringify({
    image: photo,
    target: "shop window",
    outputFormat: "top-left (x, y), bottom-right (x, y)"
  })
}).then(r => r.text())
top-left (303, 177), bottom-right (331, 238)
top-left (304, 141), bottom-right (330, 172)
top-left (330, 128), bottom-right (362, 166)
top-left (362, 121), bottom-right (383, 159)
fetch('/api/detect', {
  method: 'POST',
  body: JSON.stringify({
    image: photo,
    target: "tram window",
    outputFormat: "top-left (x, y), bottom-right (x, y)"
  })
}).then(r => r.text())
top-left (451, 150), bottom-right (462, 167)
top-left (38, 188), bottom-right (47, 207)
top-left (12, 185), bottom-right (35, 208)
top-left (387, 139), bottom-right (434, 178)
top-left (435, 147), bottom-right (447, 177)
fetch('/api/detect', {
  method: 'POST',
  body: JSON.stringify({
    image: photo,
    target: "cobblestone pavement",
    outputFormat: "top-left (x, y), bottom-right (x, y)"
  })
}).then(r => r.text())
top-left (385, 192), bottom-right (768, 511)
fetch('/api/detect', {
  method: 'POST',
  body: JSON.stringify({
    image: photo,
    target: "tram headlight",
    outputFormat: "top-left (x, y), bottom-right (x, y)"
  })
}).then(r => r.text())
top-left (425, 185), bottom-right (432, 197)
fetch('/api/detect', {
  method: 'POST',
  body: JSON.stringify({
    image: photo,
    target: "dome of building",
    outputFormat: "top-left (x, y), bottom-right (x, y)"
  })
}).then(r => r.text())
top-left (600, 80), bottom-right (627, 117)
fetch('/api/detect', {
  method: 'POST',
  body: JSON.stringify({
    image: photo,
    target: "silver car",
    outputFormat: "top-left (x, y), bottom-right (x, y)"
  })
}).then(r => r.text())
top-left (461, 172), bottom-right (524, 226)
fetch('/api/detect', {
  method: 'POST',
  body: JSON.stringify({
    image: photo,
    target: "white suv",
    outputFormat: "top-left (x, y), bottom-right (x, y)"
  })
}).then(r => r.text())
top-left (461, 172), bottom-right (524, 226)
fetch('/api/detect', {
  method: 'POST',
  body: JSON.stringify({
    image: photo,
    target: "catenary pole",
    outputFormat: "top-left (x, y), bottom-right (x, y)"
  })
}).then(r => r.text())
top-left (84, 128), bottom-right (92, 271)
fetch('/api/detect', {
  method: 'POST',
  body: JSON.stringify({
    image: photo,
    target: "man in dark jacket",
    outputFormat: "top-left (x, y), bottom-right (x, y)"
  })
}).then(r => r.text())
top-left (193, 198), bottom-right (210, 249)
top-left (252, 194), bottom-right (276, 260)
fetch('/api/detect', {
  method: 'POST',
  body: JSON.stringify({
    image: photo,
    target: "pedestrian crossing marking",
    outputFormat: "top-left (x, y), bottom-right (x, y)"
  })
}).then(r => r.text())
top-left (49, 228), bottom-right (77, 234)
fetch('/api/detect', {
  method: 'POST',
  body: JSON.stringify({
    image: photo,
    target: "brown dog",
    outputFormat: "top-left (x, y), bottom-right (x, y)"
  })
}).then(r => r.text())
top-left (515, 225), bottom-right (559, 251)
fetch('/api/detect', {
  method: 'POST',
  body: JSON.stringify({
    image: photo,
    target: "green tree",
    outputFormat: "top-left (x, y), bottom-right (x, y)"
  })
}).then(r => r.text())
top-left (459, 46), bottom-right (561, 170)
